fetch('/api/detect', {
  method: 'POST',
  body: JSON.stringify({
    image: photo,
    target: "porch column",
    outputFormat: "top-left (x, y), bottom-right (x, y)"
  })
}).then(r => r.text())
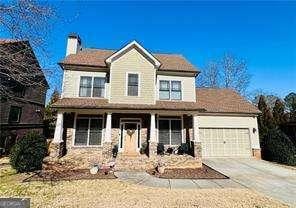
top-left (149, 113), bottom-right (157, 157)
top-left (105, 113), bottom-right (112, 142)
top-left (192, 115), bottom-right (200, 142)
top-left (53, 112), bottom-right (63, 143)
top-left (50, 111), bottom-right (63, 158)
top-left (103, 112), bottom-right (112, 161)
top-left (192, 115), bottom-right (202, 159)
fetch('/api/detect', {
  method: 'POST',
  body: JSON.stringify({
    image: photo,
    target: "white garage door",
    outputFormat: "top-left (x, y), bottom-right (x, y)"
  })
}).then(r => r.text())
top-left (200, 128), bottom-right (251, 158)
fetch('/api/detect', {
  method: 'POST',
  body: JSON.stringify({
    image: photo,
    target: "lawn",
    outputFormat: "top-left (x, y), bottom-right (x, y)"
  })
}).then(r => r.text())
top-left (0, 157), bottom-right (288, 208)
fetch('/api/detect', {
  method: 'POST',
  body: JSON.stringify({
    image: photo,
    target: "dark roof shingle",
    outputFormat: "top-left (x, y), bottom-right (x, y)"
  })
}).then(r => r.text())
top-left (196, 88), bottom-right (260, 114)
top-left (60, 48), bottom-right (198, 72)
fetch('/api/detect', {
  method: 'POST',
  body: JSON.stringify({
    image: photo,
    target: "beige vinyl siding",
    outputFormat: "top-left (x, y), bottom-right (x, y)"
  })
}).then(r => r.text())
top-left (198, 115), bottom-right (260, 150)
top-left (62, 70), bottom-right (108, 98)
top-left (109, 48), bottom-right (156, 104)
top-left (156, 75), bottom-right (196, 102)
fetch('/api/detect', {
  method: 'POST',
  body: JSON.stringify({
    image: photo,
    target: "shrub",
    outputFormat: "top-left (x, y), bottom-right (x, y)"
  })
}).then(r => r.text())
top-left (262, 128), bottom-right (296, 166)
top-left (178, 143), bottom-right (189, 154)
top-left (166, 147), bottom-right (174, 154)
top-left (157, 143), bottom-right (165, 155)
top-left (140, 142), bottom-right (147, 154)
top-left (10, 131), bottom-right (47, 173)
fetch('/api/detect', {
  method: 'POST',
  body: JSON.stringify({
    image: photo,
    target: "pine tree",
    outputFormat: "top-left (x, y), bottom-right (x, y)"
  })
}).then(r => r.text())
top-left (257, 95), bottom-right (275, 139)
top-left (273, 99), bottom-right (286, 126)
top-left (284, 92), bottom-right (296, 122)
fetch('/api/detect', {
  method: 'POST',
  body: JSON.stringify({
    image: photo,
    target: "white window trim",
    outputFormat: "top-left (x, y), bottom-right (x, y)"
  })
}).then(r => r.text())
top-left (125, 72), bottom-right (141, 97)
top-left (73, 115), bottom-right (104, 147)
top-left (157, 117), bottom-right (184, 146)
top-left (159, 80), bottom-right (183, 101)
top-left (78, 76), bottom-right (106, 98)
top-left (118, 118), bottom-right (142, 152)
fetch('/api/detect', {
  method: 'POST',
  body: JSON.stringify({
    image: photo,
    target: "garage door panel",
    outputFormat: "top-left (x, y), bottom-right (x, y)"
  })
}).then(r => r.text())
top-left (201, 128), bottom-right (251, 158)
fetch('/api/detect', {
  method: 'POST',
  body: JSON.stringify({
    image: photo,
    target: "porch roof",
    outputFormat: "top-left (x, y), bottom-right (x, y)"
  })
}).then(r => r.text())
top-left (52, 88), bottom-right (260, 114)
top-left (52, 98), bottom-right (205, 111)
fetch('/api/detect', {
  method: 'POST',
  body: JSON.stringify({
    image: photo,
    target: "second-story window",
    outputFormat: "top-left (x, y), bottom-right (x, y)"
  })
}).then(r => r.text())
top-left (79, 76), bottom-right (105, 97)
top-left (8, 106), bottom-right (22, 123)
top-left (159, 80), bottom-right (170, 100)
top-left (171, 81), bottom-right (181, 100)
top-left (93, 77), bottom-right (105, 97)
top-left (159, 80), bottom-right (182, 100)
top-left (127, 73), bottom-right (139, 96)
top-left (79, 76), bottom-right (92, 97)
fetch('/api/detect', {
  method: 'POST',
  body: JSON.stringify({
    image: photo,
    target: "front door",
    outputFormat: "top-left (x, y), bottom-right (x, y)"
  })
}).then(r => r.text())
top-left (120, 122), bottom-right (140, 155)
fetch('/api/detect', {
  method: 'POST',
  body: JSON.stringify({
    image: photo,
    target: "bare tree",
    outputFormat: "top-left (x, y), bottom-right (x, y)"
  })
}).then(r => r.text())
top-left (198, 61), bottom-right (219, 88)
top-left (220, 54), bottom-right (251, 94)
top-left (0, 0), bottom-right (56, 96)
top-left (197, 53), bottom-right (251, 95)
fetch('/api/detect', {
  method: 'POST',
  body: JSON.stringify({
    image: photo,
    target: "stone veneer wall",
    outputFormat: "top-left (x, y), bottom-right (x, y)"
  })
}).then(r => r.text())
top-left (48, 113), bottom-right (202, 169)
top-left (48, 113), bottom-right (150, 168)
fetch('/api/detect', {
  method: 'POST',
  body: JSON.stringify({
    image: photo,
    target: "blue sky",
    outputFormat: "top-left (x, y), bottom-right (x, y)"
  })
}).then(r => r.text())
top-left (3, 1), bottom-right (296, 99)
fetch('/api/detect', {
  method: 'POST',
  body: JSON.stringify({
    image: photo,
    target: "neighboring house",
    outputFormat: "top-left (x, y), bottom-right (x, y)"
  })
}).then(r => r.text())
top-left (0, 39), bottom-right (48, 153)
top-left (51, 34), bottom-right (261, 168)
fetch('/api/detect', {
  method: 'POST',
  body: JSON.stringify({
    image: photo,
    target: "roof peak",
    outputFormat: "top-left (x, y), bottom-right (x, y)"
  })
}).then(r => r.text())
top-left (105, 40), bottom-right (161, 68)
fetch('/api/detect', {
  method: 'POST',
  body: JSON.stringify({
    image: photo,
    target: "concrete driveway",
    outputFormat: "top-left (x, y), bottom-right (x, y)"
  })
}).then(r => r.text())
top-left (204, 158), bottom-right (296, 206)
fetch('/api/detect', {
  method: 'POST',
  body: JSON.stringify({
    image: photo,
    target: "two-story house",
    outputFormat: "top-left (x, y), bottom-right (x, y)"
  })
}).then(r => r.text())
top-left (51, 34), bottom-right (261, 169)
top-left (0, 39), bottom-right (48, 154)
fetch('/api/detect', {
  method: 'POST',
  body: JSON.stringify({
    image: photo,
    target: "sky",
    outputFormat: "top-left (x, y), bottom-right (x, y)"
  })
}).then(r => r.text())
top-left (2, 1), bottom-right (296, 100)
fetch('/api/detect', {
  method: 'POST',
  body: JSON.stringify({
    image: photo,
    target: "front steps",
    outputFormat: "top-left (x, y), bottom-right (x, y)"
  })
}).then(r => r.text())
top-left (115, 154), bottom-right (155, 171)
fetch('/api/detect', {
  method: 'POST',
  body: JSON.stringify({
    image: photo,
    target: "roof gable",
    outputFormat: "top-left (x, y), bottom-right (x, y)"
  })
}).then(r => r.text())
top-left (106, 40), bottom-right (161, 68)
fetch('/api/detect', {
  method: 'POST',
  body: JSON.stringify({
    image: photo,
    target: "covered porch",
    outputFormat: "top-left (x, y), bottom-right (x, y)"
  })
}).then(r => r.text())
top-left (51, 108), bottom-right (203, 170)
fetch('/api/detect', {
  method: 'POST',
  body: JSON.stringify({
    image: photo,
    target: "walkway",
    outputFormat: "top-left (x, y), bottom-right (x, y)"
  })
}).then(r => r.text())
top-left (114, 172), bottom-right (245, 189)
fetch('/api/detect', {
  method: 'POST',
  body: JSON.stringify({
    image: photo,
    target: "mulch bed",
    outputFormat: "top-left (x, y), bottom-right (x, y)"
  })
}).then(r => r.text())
top-left (147, 164), bottom-right (228, 179)
top-left (24, 169), bottom-right (117, 182)
top-left (23, 162), bottom-right (116, 182)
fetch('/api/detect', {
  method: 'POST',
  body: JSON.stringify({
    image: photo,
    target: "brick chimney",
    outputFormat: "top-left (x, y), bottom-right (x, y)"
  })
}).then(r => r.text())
top-left (66, 33), bottom-right (81, 56)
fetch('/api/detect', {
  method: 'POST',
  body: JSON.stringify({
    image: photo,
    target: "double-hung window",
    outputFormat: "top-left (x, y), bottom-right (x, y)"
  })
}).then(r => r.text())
top-left (159, 80), bottom-right (182, 100)
top-left (79, 76), bottom-right (105, 97)
top-left (93, 77), bottom-right (105, 97)
top-left (127, 73), bottom-right (139, 96)
top-left (74, 116), bottom-right (103, 146)
top-left (79, 76), bottom-right (92, 97)
top-left (158, 118), bottom-right (182, 145)
top-left (159, 81), bottom-right (170, 100)
top-left (171, 81), bottom-right (181, 100)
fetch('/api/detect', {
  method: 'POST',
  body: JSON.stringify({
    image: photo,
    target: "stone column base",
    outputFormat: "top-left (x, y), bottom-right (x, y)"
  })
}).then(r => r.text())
top-left (102, 142), bottom-right (113, 161)
top-left (192, 141), bottom-right (202, 159)
top-left (252, 148), bottom-right (261, 159)
top-left (149, 141), bottom-right (157, 157)
top-left (48, 142), bottom-right (62, 158)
